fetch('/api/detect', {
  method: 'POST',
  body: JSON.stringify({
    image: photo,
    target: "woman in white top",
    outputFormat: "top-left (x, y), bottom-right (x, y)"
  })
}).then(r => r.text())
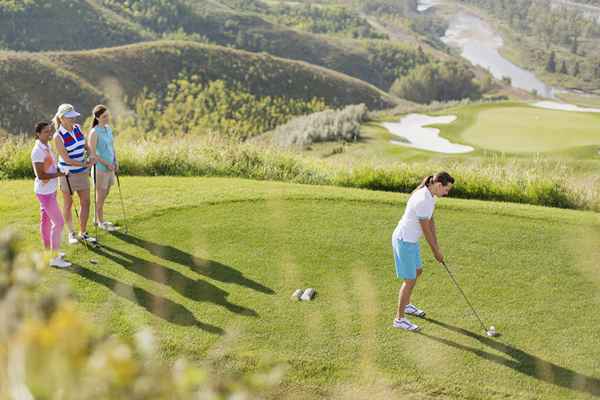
top-left (391, 172), bottom-right (455, 332)
top-left (31, 121), bottom-right (71, 268)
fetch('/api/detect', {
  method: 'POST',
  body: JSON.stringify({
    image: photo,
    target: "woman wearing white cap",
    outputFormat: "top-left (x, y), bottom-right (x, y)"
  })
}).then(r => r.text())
top-left (52, 103), bottom-right (96, 245)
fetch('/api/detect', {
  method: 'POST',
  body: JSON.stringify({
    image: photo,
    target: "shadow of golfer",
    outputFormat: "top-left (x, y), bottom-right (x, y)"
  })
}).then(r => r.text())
top-left (68, 264), bottom-right (224, 335)
top-left (421, 318), bottom-right (600, 397)
top-left (110, 231), bottom-right (275, 295)
top-left (90, 245), bottom-right (258, 317)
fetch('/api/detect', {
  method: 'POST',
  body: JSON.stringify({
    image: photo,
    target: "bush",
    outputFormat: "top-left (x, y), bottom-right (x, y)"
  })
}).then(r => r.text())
top-left (268, 104), bottom-right (368, 148)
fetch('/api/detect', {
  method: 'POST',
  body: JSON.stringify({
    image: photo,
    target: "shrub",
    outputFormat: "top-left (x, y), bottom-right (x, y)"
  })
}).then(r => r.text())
top-left (268, 104), bottom-right (368, 148)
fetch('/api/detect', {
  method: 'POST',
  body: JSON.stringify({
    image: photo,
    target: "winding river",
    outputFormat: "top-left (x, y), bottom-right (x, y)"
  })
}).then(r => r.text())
top-left (440, 11), bottom-right (557, 98)
top-left (382, 1), bottom-right (600, 154)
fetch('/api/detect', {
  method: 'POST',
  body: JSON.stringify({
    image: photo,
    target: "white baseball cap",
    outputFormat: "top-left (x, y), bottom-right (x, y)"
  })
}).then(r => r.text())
top-left (55, 103), bottom-right (80, 119)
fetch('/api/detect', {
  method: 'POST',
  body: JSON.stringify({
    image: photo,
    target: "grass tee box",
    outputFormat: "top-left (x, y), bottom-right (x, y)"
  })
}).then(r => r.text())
top-left (1, 177), bottom-right (599, 399)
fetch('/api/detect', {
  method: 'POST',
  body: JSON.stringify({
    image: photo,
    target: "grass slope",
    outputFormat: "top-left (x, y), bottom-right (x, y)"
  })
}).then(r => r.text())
top-left (0, 40), bottom-right (394, 134)
top-left (1, 177), bottom-right (599, 399)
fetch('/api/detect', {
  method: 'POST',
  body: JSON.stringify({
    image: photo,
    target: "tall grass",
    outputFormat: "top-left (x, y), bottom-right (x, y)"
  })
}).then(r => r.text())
top-left (2, 135), bottom-right (598, 211)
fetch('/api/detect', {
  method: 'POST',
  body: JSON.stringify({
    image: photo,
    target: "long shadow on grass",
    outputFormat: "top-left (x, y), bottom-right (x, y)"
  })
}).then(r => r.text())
top-left (421, 318), bottom-right (600, 397)
top-left (68, 264), bottom-right (224, 335)
top-left (110, 231), bottom-right (275, 295)
top-left (90, 245), bottom-right (258, 317)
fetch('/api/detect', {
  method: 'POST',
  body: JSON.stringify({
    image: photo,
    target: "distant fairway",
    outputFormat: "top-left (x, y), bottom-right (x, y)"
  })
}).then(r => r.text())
top-left (1, 177), bottom-right (599, 399)
top-left (457, 104), bottom-right (600, 153)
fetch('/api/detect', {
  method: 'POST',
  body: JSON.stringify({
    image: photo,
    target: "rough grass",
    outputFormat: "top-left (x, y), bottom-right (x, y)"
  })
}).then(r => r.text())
top-left (1, 177), bottom-right (599, 399)
top-left (2, 135), bottom-right (598, 211)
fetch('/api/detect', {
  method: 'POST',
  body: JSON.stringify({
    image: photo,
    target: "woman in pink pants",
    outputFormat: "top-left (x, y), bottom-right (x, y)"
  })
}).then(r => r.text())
top-left (31, 121), bottom-right (71, 268)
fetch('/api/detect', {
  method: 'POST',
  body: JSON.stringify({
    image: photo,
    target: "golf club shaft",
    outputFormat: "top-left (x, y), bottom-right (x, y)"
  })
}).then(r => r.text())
top-left (115, 172), bottom-right (128, 233)
top-left (93, 165), bottom-right (98, 242)
top-left (441, 261), bottom-right (488, 332)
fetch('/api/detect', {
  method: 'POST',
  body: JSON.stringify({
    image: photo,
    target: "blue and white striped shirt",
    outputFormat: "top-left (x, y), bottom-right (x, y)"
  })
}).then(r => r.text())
top-left (55, 124), bottom-right (87, 174)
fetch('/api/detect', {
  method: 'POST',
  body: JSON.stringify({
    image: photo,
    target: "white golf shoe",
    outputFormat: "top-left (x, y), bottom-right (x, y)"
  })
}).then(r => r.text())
top-left (67, 232), bottom-right (79, 245)
top-left (405, 303), bottom-right (426, 318)
top-left (50, 256), bottom-right (71, 269)
top-left (393, 317), bottom-right (421, 332)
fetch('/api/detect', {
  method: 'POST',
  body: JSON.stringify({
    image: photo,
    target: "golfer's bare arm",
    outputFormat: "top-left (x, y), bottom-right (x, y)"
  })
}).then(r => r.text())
top-left (87, 130), bottom-right (108, 168)
top-left (53, 136), bottom-right (86, 167)
top-left (419, 218), bottom-right (443, 262)
top-left (33, 162), bottom-right (63, 180)
top-left (87, 129), bottom-right (97, 157)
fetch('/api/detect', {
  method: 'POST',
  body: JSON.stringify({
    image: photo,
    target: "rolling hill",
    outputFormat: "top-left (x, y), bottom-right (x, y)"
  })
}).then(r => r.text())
top-left (0, 0), bottom-right (434, 91)
top-left (0, 40), bottom-right (396, 135)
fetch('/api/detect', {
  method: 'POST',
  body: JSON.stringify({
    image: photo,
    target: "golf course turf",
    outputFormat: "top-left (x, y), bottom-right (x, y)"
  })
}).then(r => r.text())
top-left (436, 102), bottom-right (600, 156)
top-left (1, 177), bottom-right (599, 399)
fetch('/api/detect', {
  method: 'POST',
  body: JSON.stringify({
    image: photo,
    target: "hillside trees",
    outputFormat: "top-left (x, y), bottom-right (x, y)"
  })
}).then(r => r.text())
top-left (390, 61), bottom-right (481, 103)
top-left (126, 74), bottom-right (326, 140)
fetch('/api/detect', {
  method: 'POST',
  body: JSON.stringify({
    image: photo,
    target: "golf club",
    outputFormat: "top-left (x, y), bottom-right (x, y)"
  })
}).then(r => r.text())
top-left (115, 171), bottom-right (128, 233)
top-left (441, 261), bottom-right (498, 337)
top-left (65, 170), bottom-right (99, 266)
top-left (93, 164), bottom-right (99, 244)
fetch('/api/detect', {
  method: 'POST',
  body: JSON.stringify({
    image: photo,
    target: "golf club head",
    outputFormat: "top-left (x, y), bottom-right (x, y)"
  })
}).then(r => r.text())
top-left (485, 326), bottom-right (499, 337)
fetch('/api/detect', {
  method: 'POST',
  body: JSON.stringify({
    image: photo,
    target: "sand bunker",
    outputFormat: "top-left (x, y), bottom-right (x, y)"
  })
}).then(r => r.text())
top-left (532, 101), bottom-right (600, 113)
top-left (383, 114), bottom-right (474, 154)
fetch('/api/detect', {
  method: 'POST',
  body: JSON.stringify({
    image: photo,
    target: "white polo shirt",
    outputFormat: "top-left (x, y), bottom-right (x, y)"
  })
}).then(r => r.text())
top-left (31, 140), bottom-right (58, 195)
top-left (393, 186), bottom-right (436, 243)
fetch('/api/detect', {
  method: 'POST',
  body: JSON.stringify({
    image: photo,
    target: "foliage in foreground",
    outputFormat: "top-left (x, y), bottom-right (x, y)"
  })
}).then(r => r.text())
top-left (0, 230), bottom-right (284, 399)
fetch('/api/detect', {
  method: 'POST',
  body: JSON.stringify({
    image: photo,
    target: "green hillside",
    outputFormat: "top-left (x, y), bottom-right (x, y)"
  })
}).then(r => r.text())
top-left (0, 52), bottom-right (104, 135)
top-left (0, 40), bottom-right (395, 135)
top-left (1, 177), bottom-right (599, 399)
top-left (0, 0), bottom-right (151, 51)
top-left (0, 0), bottom-right (434, 91)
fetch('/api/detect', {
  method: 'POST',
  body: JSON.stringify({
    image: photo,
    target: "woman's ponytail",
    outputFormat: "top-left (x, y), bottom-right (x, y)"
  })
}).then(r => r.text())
top-left (415, 172), bottom-right (455, 191)
top-left (91, 104), bottom-right (107, 129)
top-left (417, 175), bottom-right (434, 190)
top-left (52, 115), bottom-right (61, 130)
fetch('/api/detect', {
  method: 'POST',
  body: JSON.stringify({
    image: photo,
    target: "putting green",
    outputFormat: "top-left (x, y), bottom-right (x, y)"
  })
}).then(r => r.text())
top-left (458, 105), bottom-right (600, 153)
top-left (1, 177), bottom-right (599, 399)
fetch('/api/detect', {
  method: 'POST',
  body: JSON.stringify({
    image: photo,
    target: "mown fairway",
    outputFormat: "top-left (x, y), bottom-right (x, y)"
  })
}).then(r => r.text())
top-left (457, 104), bottom-right (600, 154)
top-left (1, 177), bottom-right (599, 399)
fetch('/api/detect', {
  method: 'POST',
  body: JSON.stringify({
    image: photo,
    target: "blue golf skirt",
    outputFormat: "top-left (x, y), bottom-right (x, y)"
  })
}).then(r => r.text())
top-left (392, 238), bottom-right (422, 280)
